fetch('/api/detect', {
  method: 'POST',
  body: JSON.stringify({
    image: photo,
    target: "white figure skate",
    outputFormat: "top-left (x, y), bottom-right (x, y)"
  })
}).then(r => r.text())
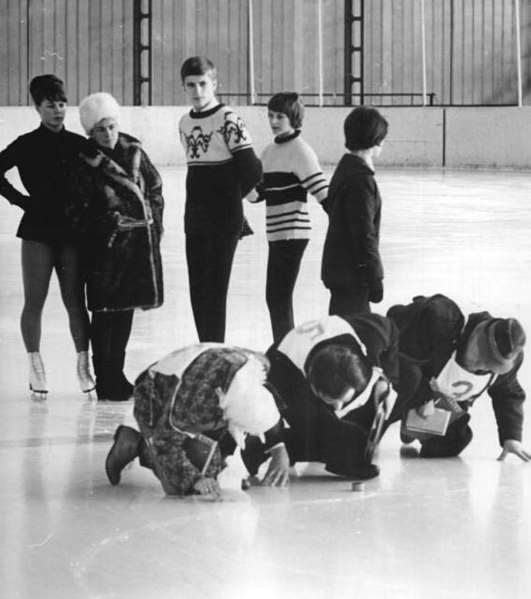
top-left (28, 352), bottom-right (48, 400)
top-left (77, 351), bottom-right (96, 398)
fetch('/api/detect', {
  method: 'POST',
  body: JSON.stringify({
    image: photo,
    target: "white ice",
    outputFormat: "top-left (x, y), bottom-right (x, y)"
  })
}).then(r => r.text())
top-left (1, 167), bottom-right (531, 599)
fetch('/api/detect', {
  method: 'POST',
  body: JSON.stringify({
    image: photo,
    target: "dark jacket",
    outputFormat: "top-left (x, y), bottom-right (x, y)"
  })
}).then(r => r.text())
top-left (266, 313), bottom-right (400, 427)
top-left (66, 133), bottom-right (164, 312)
top-left (0, 124), bottom-right (85, 243)
top-left (387, 294), bottom-right (526, 444)
top-left (321, 154), bottom-right (383, 289)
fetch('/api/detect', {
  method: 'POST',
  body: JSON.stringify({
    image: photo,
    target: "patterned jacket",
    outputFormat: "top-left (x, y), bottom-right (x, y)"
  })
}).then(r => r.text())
top-left (66, 133), bottom-right (164, 312)
top-left (133, 344), bottom-right (283, 495)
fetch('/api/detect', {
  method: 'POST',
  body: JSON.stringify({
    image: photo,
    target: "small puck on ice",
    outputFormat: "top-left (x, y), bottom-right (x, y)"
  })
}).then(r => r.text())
top-left (351, 481), bottom-right (365, 492)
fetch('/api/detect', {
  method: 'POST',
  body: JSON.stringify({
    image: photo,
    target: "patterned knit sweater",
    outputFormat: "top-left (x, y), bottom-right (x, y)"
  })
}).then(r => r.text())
top-left (179, 103), bottom-right (262, 235)
top-left (252, 130), bottom-right (328, 241)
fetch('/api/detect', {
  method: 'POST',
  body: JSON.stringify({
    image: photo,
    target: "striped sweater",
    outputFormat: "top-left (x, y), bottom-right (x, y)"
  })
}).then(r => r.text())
top-left (253, 130), bottom-right (328, 241)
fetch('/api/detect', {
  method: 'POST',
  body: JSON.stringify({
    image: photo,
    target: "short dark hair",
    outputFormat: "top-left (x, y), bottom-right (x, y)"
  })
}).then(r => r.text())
top-left (267, 92), bottom-right (305, 129)
top-left (307, 344), bottom-right (371, 400)
top-left (29, 74), bottom-right (67, 105)
top-left (180, 56), bottom-right (217, 82)
top-left (344, 106), bottom-right (388, 152)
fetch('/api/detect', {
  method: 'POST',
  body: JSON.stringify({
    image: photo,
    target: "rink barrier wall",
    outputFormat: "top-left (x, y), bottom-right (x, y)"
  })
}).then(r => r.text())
top-left (1, 106), bottom-right (531, 169)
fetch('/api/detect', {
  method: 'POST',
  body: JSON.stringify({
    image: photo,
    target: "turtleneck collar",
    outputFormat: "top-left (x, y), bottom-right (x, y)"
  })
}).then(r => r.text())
top-left (274, 129), bottom-right (301, 144)
top-left (190, 103), bottom-right (224, 119)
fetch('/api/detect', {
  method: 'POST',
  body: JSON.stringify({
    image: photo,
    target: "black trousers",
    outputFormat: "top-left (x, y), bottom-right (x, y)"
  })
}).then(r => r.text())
top-left (186, 231), bottom-right (240, 342)
top-left (242, 400), bottom-right (377, 478)
top-left (266, 239), bottom-right (309, 343)
top-left (328, 284), bottom-right (370, 316)
top-left (91, 310), bottom-right (134, 399)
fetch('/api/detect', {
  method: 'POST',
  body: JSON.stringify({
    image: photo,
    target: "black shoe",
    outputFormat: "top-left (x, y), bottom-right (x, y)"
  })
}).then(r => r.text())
top-left (326, 459), bottom-right (380, 481)
top-left (350, 462), bottom-right (380, 481)
top-left (96, 381), bottom-right (133, 402)
top-left (105, 425), bottom-right (142, 485)
top-left (400, 430), bottom-right (415, 444)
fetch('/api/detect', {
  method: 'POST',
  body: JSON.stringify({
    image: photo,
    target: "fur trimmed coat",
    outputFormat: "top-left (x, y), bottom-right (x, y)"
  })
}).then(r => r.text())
top-left (67, 133), bottom-right (164, 311)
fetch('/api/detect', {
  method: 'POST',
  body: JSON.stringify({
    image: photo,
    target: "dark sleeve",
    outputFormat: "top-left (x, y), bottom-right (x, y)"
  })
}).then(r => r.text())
top-left (266, 347), bottom-right (313, 412)
top-left (0, 139), bottom-right (29, 208)
top-left (342, 176), bottom-right (381, 281)
top-left (347, 314), bottom-right (400, 387)
top-left (232, 147), bottom-right (263, 198)
top-left (410, 298), bottom-right (464, 405)
top-left (140, 149), bottom-right (164, 235)
top-left (489, 354), bottom-right (526, 445)
top-left (421, 303), bottom-right (465, 378)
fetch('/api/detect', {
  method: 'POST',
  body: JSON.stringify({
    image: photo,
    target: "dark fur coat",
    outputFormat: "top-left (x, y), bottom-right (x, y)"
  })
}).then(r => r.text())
top-left (67, 133), bottom-right (164, 311)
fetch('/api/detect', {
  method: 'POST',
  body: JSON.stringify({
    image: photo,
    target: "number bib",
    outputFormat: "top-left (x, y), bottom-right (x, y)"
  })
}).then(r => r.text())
top-left (433, 351), bottom-right (496, 403)
top-left (277, 316), bottom-right (368, 373)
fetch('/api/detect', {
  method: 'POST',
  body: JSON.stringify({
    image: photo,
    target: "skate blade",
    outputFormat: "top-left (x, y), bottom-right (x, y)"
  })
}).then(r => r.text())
top-left (29, 386), bottom-right (48, 401)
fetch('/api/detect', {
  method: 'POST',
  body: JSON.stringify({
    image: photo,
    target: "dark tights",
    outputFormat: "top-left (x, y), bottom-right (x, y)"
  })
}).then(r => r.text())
top-left (20, 239), bottom-right (90, 352)
top-left (266, 239), bottom-right (308, 343)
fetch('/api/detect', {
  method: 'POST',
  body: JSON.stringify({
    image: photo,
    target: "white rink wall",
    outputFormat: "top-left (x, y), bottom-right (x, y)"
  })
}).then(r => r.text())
top-left (1, 106), bottom-right (531, 169)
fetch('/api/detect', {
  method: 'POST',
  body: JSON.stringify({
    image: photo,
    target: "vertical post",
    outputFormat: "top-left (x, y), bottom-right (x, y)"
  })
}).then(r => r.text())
top-left (515, 0), bottom-right (523, 107)
top-left (133, 0), bottom-right (152, 106)
top-left (248, 0), bottom-right (256, 105)
top-left (344, 0), bottom-right (353, 105)
top-left (420, 0), bottom-right (427, 106)
top-left (318, 0), bottom-right (324, 106)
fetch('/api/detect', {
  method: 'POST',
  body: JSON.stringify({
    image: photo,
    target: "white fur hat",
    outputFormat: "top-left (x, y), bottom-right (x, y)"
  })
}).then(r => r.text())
top-left (79, 92), bottom-right (120, 134)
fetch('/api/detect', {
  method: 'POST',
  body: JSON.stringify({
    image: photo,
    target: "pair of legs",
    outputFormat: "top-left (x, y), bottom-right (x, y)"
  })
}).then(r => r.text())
top-left (186, 231), bottom-right (240, 342)
top-left (20, 239), bottom-right (90, 352)
top-left (327, 284), bottom-right (370, 317)
top-left (266, 239), bottom-right (308, 343)
top-left (90, 310), bottom-right (134, 401)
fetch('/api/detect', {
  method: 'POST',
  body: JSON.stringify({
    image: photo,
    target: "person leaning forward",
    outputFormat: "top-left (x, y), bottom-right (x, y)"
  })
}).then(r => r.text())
top-left (387, 294), bottom-right (529, 461)
top-left (104, 344), bottom-right (290, 498)
top-left (242, 314), bottom-right (407, 482)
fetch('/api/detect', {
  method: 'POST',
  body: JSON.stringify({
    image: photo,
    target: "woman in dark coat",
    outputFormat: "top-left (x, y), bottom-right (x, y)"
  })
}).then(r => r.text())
top-left (69, 92), bottom-right (164, 401)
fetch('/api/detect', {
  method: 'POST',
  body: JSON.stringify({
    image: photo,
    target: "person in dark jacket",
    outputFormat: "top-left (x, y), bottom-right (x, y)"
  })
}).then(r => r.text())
top-left (0, 74), bottom-right (94, 399)
top-left (387, 294), bottom-right (529, 460)
top-left (241, 314), bottom-right (403, 481)
top-left (104, 344), bottom-right (290, 497)
top-left (68, 92), bottom-right (164, 401)
top-left (321, 106), bottom-right (388, 316)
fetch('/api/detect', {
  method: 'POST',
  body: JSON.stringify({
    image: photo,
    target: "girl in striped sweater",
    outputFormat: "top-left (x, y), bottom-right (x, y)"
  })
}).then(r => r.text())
top-left (250, 93), bottom-right (329, 342)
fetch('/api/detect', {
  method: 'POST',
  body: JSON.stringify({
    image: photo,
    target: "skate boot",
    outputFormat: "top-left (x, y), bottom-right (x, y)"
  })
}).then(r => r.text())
top-left (76, 351), bottom-right (96, 396)
top-left (105, 425), bottom-right (143, 485)
top-left (28, 352), bottom-right (48, 400)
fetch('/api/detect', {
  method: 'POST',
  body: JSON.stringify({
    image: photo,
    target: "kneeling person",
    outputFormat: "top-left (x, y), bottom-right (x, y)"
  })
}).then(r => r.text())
top-left (388, 294), bottom-right (529, 460)
top-left (105, 344), bottom-right (290, 497)
top-left (243, 314), bottom-right (400, 481)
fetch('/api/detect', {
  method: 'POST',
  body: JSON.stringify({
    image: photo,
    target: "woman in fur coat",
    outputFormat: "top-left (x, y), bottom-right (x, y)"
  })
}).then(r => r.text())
top-left (68, 93), bottom-right (164, 401)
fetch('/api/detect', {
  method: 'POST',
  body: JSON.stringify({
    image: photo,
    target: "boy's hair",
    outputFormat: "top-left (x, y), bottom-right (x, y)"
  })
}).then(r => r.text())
top-left (29, 74), bottom-right (67, 105)
top-left (344, 106), bottom-right (388, 152)
top-left (180, 56), bottom-right (217, 82)
top-left (307, 345), bottom-right (371, 400)
top-left (267, 92), bottom-right (305, 129)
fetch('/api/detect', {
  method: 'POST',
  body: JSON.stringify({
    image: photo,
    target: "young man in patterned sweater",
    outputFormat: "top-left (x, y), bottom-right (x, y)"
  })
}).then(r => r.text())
top-left (249, 92), bottom-right (329, 342)
top-left (179, 56), bottom-right (262, 342)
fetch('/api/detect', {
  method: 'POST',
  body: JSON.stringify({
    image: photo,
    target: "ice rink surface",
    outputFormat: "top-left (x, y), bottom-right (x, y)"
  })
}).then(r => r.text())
top-left (1, 166), bottom-right (531, 599)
